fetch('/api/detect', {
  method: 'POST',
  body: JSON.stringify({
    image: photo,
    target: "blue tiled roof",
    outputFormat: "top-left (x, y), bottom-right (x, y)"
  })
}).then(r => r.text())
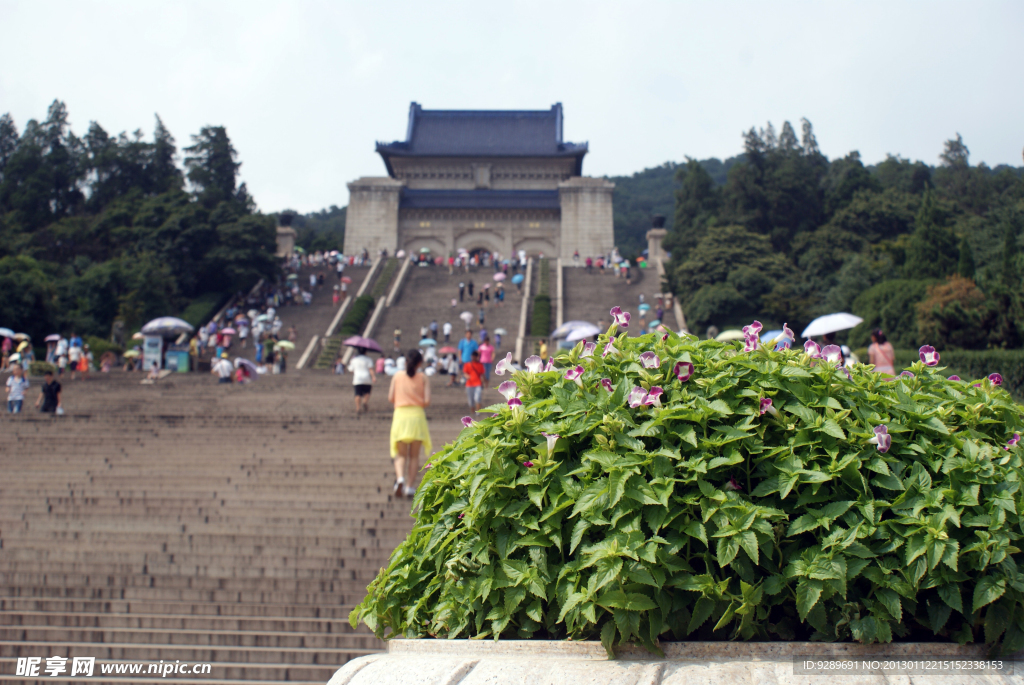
top-left (377, 103), bottom-right (587, 175)
top-left (400, 189), bottom-right (560, 210)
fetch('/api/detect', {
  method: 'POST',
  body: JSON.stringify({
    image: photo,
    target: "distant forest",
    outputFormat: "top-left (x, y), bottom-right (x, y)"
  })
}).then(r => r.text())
top-left (0, 100), bottom-right (277, 343)
top-left (273, 205), bottom-right (346, 254)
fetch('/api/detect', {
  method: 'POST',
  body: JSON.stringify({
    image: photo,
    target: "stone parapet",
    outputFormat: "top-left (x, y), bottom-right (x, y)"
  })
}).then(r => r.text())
top-left (558, 177), bottom-right (615, 261)
top-left (344, 177), bottom-right (404, 255)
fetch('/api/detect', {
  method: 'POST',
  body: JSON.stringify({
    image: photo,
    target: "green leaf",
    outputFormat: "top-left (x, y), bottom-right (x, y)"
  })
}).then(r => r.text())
top-left (796, 578), bottom-right (823, 620)
top-left (679, 426), bottom-right (698, 448)
top-left (928, 600), bottom-right (952, 634)
top-left (592, 557), bottom-right (624, 593)
top-left (763, 575), bottom-right (786, 595)
top-left (569, 519), bottom-right (590, 554)
top-left (875, 588), bottom-right (902, 622)
top-left (819, 419), bottom-right (846, 440)
top-left (973, 576), bottom-right (1006, 613)
top-left (737, 530), bottom-right (759, 565)
top-left (683, 520), bottom-right (708, 546)
top-left (938, 584), bottom-right (963, 614)
top-left (717, 536), bottom-right (739, 567)
top-left (600, 620), bottom-right (617, 657)
top-left (850, 616), bottom-right (877, 643)
top-left (687, 597), bottom-right (715, 634)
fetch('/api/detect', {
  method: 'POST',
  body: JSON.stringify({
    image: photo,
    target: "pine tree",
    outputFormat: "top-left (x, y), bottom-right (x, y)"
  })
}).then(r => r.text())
top-left (184, 125), bottom-right (240, 208)
top-left (904, 190), bottom-right (958, 279)
top-left (957, 237), bottom-right (975, 280)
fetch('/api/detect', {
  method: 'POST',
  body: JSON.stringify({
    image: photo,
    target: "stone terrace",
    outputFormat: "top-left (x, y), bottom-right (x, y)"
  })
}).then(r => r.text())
top-left (0, 371), bottom-right (467, 684)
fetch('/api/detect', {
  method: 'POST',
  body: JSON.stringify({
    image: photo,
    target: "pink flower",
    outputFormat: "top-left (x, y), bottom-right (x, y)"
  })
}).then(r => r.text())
top-left (726, 477), bottom-right (743, 491)
top-left (458, 513), bottom-right (464, 519)
top-left (627, 386), bottom-right (647, 408)
top-left (544, 358), bottom-right (555, 372)
top-left (821, 345), bottom-right (842, 364)
top-left (507, 397), bottom-right (523, 412)
top-left (523, 461), bottom-right (534, 468)
top-left (425, 462), bottom-right (432, 470)
top-left (1006, 433), bottom-right (1020, 451)
top-left (759, 398), bottom-right (779, 418)
top-left (639, 351), bottom-right (660, 369)
top-left (804, 340), bottom-right (822, 358)
top-left (541, 432), bottom-right (560, 454)
top-left (948, 375), bottom-right (961, 381)
top-left (524, 355), bottom-right (544, 373)
top-left (743, 334), bottom-right (759, 353)
top-left (661, 333), bottom-right (669, 342)
top-left (602, 341), bottom-right (617, 358)
top-left (609, 306), bottom-right (630, 329)
top-left (901, 370), bottom-right (915, 379)
top-left (564, 365), bottom-right (584, 387)
top-left (600, 378), bottom-right (614, 392)
top-left (772, 323), bottom-right (794, 345)
top-left (674, 361), bottom-right (694, 382)
top-left (642, 387), bottom-right (664, 407)
top-left (461, 416), bottom-right (474, 428)
top-left (742, 321), bottom-right (763, 337)
top-left (581, 342), bottom-right (596, 358)
top-left (498, 381), bottom-right (520, 401)
top-left (868, 425), bottom-right (891, 453)
top-left (494, 352), bottom-right (514, 376)
top-left (919, 345), bottom-right (940, 366)
top-left (989, 373), bottom-right (1003, 386)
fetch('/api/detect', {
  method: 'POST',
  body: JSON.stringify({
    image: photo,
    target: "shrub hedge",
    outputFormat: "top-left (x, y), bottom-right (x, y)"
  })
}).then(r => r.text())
top-left (371, 258), bottom-right (399, 300)
top-left (353, 322), bottom-right (1024, 654)
top-left (530, 295), bottom-right (552, 337)
top-left (339, 295), bottom-right (375, 337)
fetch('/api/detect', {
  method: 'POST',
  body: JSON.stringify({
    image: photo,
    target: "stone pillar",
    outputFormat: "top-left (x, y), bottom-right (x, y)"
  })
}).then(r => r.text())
top-left (275, 225), bottom-right (297, 257)
top-left (343, 177), bottom-right (404, 255)
top-left (646, 228), bottom-right (667, 262)
top-left (558, 177), bottom-right (615, 261)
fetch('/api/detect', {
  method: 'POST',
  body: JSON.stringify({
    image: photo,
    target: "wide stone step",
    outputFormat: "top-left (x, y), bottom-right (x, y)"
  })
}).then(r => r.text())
top-left (0, 609), bottom-right (366, 634)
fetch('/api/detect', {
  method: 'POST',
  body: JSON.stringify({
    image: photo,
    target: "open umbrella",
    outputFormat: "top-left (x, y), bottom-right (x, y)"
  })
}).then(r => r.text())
top-left (459, 311), bottom-right (474, 323)
top-left (255, 314), bottom-right (269, 322)
top-left (286, 274), bottom-right (299, 281)
top-left (14, 333), bottom-right (30, 341)
top-left (141, 317), bottom-right (194, 336)
top-left (419, 247), bottom-right (431, 253)
top-left (511, 274), bottom-right (525, 284)
top-left (552, 320), bottom-right (598, 339)
top-left (234, 357), bottom-right (259, 374)
top-left (438, 346), bottom-right (457, 355)
top-left (800, 313), bottom-right (864, 339)
top-left (342, 336), bottom-right (383, 354)
top-left (396, 249), bottom-right (406, 258)
top-left (132, 332), bottom-right (145, 340)
top-left (17, 341), bottom-right (29, 352)
top-left (494, 328), bottom-right (508, 336)
top-left (293, 246), bottom-right (306, 254)
top-left (565, 323), bottom-right (601, 342)
top-left (492, 273), bottom-right (506, 281)
top-left (340, 276), bottom-right (352, 284)
top-left (0, 328), bottom-right (14, 338)
top-left (234, 318), bottom-right (249, 327)
top-left (221, 327), bottom-right (237, 336)
top-left (760, 329), bottom-right (793, 344)
top-left (123, 349), bottom-right (141, 358)
top-left (648, 319), bottom-right (661, 328)
top-left (715, 330), bottom-right (746, 342)
top-left (45, 334), bottom-right (61, 342)
top-left (419, 338), bottom-right (436, 347)
top-left (275, 340), bottom-right (296, 351)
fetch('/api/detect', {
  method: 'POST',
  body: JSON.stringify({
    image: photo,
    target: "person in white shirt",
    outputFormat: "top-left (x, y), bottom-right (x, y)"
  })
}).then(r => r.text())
top-left (347, 348), bottom-right (377, 414)
top-left (6, 365), bottom-right (29, 413)
top-left (68, 344), bottom-right (82, 381)
top-left (211, 353), bottom-right (233, 384)
top-left (442, 321), bottom-right (452, 343)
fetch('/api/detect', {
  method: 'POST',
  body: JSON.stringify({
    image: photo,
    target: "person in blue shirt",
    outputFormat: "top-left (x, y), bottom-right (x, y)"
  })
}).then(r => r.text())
top-left (458, 329), bottom-right (478, 365)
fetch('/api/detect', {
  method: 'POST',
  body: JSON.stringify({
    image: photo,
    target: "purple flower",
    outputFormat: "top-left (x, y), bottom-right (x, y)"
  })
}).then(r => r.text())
top-left (774, 340), bottom-right (791, 351)
top-left (627, 386), bottom-right (647, 408)
top-left (868, 425), bottom-right (891, 453)
top-left (743, 334), bottom-right (759, 353)
top-left (821, 345), bottom-right (842, 364)
top-left (804, 340), bottom-right (822, 358)
top-left (544, 358), bottom-right (555, 372)
top-left (900, 370), bottom-right (915, 379)
top-left (494, 352), bottom-right (514, 376)
top-left (602, 340), bottom-right (617, 358)
top-left (919, 345), bottom-right (940, 366)
top-left (523, 461), bottom-right (534, 468)
top-left (989, 373), bottom-right (1003, 386)
top-left (639, 351), bottom-right (661, 369)
top-left (948, 375), bottom-right (961, 381)
top-left (461, 416), bottom-right (474, 428)
top-left (661, 333), bottom-right (669, 342)
top-left (610, 306), bottom-right (630, 329)
top-left (507, 397), bottom-right (523, 412)
top-left (726, 477), bottom-right (743, 491)
top-left (1006, 433), bottom-right (1021, 451)
top-left (524, 355), bottom-right (544, 373)
top-left (564, 365), bottom-right (585, 387)
top-left (642, 387), bottom-right (664, 407)
top-left (458, 513), bottom-right (464, 519)
top-left (498, 381), bottom-right (520, 401)
top-left (674, 361), bottom-right (694, 382)
top-left (425, 462), bottom-right (432, 470)
top-left (759, 398), bottom-right (779, 418)
top-left (742, 321), bottom-right (763, 337)
top-left (600, 378), bottom-right (614, 392)
top-left (838, 363), bottom-right (852, 380)
top-left (581, 342), bottom-right (596, 358)
top-left (542, 432), bottom-right (560, 454)
top-left (973, 383), bottom-right (982, 387)
top-left (772, 323), bottom-right (794, 345)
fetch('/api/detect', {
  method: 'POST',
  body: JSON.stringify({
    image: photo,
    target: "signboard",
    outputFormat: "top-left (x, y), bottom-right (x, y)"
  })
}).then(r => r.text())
top-left (143, 336), bottom-right (163, 372)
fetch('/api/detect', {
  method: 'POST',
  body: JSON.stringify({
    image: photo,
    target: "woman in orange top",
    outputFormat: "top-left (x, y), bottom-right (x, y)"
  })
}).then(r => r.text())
top-left (388, 349), bottom-right (431, 498)
top-left (868, 329), bottom-right (896, 376)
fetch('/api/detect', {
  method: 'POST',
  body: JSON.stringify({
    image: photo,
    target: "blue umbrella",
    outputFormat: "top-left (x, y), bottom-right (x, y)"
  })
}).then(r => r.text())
top-left (419, 338), bottom-right (437, 347)
top-left (761, 329), bottom-right (793, 343)
top-left (511, 274), bottom-right (525, 284)
top-left (638, 303), bottom-right (651, 312)
top-left (648, 319), bottom-right (661, 328)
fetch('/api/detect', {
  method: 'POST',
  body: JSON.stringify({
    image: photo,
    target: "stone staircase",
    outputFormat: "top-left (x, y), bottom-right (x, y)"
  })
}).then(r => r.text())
top-left (0, 371), bottom-right (466, 683)
top-left (561, 264), bottom-right (676, 336)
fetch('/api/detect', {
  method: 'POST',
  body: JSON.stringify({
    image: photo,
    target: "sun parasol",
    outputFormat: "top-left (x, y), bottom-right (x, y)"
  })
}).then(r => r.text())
top-left (141, 317), bottom-right (194, 336)
top-left (131, 332), bottom-right (145, 340)
top-left (566, 324), bottom-right (602, 342)
top-left (419, 247), bottom-right (431, 253)
top-left (511, 274), bottom-right (525, 284)
top-left (648, 319), bottom-right (661, 328)
top-left (293, 246), bottom-right (306, 254)
top-left (396, 249), bottom-right (406, 258)
top-left (123, 349), bottom-right (141, 358)
top-left (14, 333), bottom-right (30, 341)
top-left (493, 273), bottom-right (506, 281)
top-left (638, 303), bottom-right (651, 313)
top-left (274, 340), bottom-right (296, 351)
top-left (342, 336), bottom-right (383, 354)
top-left (17, 341), bottom-right (29, 352)
top-left (45, 334), bottom-right (60, 342)
top-left (760, 329), bottom-right (793, 344)
top-left (255, 314), bottom-right (269, 322)
top-left (438, 346), bottom-right (457, 355)
top-left (0, 328), bottom-right (14, 338)
top-left (552, 320), bottom-right (598, 339)
top-left (286, 274), bottom-right (299, 281)
top-left (419, 338), bottom-right (436, 347)
top-left (341, 276), bottom-right (352, 283)
top-left (800, 313), bottom-right (864, 339)
top-left (234, 357), bottom-right (259, 374)
top-left (715, 330), bottom-right (746, 342)
top-left (220, 327), bottom-right (237, 336)
top-left (494, 328), bottom-right (508, 336)
top-left (459, 311), bottom-right (474, 323)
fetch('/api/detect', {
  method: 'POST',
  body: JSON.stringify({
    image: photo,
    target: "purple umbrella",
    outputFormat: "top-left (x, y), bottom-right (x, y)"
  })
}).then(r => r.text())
top-left (343, 336), bottom-right (383, 354)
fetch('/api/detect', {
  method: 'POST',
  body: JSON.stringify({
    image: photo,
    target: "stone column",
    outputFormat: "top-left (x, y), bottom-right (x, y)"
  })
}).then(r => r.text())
top-left (646, 228), bottom-right (667, 262)
top-left (344, 177), bottom-right (404, 255)
top-left (275, 225), bottom-right (297, 257)
top-left (558, 177), bottom-right (615, 261)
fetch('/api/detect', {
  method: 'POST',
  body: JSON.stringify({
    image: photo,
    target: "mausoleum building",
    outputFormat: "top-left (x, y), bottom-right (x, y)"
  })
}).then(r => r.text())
top-left (343, 103), bottom-right (615, 260)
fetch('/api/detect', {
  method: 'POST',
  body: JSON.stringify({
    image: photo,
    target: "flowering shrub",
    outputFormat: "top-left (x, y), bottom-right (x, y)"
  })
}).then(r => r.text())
top-left (352, 310), bottom-right (1024, 655)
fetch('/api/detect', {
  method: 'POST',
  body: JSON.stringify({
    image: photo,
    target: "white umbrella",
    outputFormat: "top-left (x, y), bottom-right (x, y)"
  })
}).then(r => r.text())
top-left (551, 320), bottom-right (598, 339)
top-left (715, 330), bottom-right (746, 342)
top-left (141, 317), bottom-right (194, 336)
top-left (801, 313), bottom-right (864, 339)
top-left (459, 311), bottom-right (473, 323)
top-left (0, 327), bottom-right (14, 338)
top-left (565, 324), bottom-right (601, 342)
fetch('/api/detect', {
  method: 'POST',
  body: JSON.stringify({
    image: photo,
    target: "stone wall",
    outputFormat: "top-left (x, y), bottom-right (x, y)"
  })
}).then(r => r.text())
top-left (557, 177), bottom-right (615, 260)
top-left (398, 208), bottom-right (559, 257)
top-left (343, 177), bottom-right (404, 255)
top-left (390, 157), bottom-right (575, 190)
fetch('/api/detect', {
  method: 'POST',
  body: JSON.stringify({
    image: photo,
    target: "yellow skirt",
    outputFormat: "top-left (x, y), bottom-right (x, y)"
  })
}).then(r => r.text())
top-left (390, 405), bottom-right (432, 458)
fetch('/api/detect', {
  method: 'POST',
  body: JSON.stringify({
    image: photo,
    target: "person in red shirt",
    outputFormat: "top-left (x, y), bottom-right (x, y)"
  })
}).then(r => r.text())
top-left (463, 350), bottom-right (485, 412)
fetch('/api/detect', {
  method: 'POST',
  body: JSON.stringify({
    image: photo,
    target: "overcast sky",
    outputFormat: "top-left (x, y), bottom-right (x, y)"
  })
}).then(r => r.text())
top-left (2, 1), bottom-right (1021, 214)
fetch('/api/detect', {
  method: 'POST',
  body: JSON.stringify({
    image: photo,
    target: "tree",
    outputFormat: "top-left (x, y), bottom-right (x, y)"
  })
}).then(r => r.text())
top-left (150, 115), bottom-right (182, 194)
top-left (904, 190), bottom-right (958, 279)
top-left (664, 158), bottom-right (720, 257)
top-left (184, 126), bottom-right (240, 208)
top-left (0, 113), bottom-right (17, 183)
top-left (957, 236), bottom-right (975, 279)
